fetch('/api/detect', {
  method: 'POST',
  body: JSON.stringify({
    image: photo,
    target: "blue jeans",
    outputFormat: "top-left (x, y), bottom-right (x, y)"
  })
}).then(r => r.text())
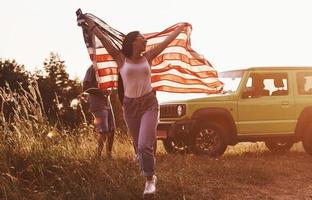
top-left (92, 109), bottom-right (116, 134)
top-left (123, 91), bottom-right (159, 177)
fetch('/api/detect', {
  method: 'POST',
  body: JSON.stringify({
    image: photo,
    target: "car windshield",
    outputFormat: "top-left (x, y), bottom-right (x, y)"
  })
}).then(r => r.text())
top-left (219, 70), bottom-right (245, 93)
top-left (157, 69), bottom-right (245, 102)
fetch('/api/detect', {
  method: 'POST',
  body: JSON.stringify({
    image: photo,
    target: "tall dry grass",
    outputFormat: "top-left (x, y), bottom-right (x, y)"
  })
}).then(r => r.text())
top-left (1, 85), bottom-right (312, 200)
top-left (0, 85), bottom-right (139, 199)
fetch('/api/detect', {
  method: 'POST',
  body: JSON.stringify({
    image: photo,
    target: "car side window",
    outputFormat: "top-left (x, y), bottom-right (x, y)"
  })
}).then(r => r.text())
top-left (270, 75), bottom-right (288, 96)
top-left (297, 72), bottom-right (312, 95)
top-left (242, 73), bottom-right (288, 98)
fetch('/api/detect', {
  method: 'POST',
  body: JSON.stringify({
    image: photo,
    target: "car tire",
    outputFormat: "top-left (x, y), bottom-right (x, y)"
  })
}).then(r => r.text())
top-left (191, 121), bottom-right (228, 157)
top-left (302, 125), bottom-right (312, 155)
top-left (162, 137), bottom-right (191, 154)
top-left (265, 140), bottom-right (294, 153)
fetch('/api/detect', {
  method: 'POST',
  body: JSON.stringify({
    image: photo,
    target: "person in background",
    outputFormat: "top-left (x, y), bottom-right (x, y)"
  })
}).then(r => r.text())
top-left (83, 65), bottom-right (116, 159)
top-left (81, 14), bottom-right (185, 197)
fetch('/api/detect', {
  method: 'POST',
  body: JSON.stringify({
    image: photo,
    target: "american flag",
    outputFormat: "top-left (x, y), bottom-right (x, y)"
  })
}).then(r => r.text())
top-left (79, 13), bottom-right (224, 93)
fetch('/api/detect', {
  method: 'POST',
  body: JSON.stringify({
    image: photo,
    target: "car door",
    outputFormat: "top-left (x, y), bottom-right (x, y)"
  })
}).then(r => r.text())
top-left (237, 71), bottom-right (296, 135)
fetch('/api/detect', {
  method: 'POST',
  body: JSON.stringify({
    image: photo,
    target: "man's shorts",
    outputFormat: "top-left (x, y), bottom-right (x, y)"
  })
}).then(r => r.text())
top-left (92, 109), bottom-right (116, 134)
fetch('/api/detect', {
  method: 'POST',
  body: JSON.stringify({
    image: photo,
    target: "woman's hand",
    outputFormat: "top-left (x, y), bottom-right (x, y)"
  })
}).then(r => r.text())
top-left (78, 15), bottom-right (96, 31)
top-left (176, 22), bottom-right (190, 32)
top-left (176, 24), bottom-right (184, 32)
top-left (173, 23), bottom-right (186, 35)
top-left (145, 22), bottom-right (191, 62)
top-left (86, 17), bottom-right (97, 30)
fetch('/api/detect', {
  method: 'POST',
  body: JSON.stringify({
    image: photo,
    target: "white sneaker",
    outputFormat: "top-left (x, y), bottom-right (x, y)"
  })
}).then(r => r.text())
top-left (131, 154), bottom-right (140, 166)
top-left (143, 175), bottom-right (157, 196)
top-left (133, 154), bottom-right (139, 162)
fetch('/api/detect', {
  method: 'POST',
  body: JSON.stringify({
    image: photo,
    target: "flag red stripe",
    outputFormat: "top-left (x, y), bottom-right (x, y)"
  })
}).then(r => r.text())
top-left (151, 74), bottom-right (223, 87)
top-left (97, 67), bottom-right (118, 76)
top-left (153, 85), bottom-right (221, 93)
top-left (96, 54), bottom-right (114, 62)
top-left (151, 53), bottom-right (210, 66)
top-left (98, 81), bottom-right (118, 89)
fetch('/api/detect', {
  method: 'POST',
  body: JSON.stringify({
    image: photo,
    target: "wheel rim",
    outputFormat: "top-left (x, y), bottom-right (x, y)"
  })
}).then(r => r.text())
top-left (195, 128), bottom-right (220, 152)
top-left (170, 139), bottom-right (188, 151)
top-left (276, 142), bottom-right (288, 147)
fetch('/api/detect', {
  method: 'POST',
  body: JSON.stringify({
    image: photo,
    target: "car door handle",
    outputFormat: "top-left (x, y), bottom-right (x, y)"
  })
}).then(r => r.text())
top-left (281, 101), bottom-right (289, 105)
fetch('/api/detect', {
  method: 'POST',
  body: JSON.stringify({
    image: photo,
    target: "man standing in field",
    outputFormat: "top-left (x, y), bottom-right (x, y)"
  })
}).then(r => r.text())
top-left (83, 65), bottom-right (116, 159)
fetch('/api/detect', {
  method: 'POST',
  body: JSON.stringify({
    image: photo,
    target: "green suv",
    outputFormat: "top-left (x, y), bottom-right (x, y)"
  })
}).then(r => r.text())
top-left (157, 67), bottom-right (312, 157)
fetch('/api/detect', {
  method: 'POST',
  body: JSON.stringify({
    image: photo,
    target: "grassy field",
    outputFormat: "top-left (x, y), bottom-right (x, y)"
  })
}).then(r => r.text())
top-left (1, 132), bottom-right (312, 200)
top-left (1, 87), bottom-right (312, 200)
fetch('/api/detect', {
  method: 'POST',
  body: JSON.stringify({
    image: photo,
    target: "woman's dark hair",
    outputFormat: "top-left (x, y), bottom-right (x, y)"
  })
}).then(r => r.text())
top-left (121, 31), bottom-right (140, 58)
top-left (117, 73), bottom-right (124, 104)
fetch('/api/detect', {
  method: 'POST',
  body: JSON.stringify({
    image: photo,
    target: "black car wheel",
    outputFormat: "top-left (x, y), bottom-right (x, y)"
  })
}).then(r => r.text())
top-left (191, 122), bottom-right (227, 157)
top-left (302, 125), bottom-right (312, 155)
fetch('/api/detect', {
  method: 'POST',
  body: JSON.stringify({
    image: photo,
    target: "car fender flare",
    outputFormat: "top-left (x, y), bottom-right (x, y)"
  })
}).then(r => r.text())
top-left (191, 107), bottom-right (237, 144)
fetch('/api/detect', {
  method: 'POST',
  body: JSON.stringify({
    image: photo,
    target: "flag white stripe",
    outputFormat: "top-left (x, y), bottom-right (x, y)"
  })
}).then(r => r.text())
top-left (95, 47), bottom-right (109, 54)
top-left (146, 33), bottom-right (188, 45)
top-left (95, 61), bottom-right (118, 69)
top-left (152, 60), bottom-right (216, 72)
top-left (97, 75), bottom-right (118, 83)
top-left (157, 46), bottom-right (203, 58)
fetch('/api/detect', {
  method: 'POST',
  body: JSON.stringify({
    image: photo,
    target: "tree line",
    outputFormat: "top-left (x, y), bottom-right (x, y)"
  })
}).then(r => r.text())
top-left (0, 53), bottom-right (126, 132)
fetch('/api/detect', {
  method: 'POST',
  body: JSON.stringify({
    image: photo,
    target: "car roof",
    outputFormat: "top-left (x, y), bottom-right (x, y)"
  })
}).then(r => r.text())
top-left (220, 66), bottom-right (312, 74)
top-left (248, 66), bottom-right (312, 71)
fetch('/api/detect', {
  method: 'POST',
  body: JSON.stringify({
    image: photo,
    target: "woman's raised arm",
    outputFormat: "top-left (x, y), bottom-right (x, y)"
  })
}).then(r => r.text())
top-left (83, 16), bottom-right (124, 67)
top-left (145, 23), bottom-right (186, 64)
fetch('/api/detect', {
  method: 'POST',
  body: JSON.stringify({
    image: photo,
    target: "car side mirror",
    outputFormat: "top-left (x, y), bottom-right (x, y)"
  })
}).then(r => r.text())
top-left (241, 87), bottom-right (253, 99)
top-left (241, 91), bottom-right (250, 99)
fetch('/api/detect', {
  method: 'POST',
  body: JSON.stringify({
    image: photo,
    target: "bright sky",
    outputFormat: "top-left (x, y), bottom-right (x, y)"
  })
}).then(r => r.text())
top-left (1, 0), bottom-right (312, 100)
